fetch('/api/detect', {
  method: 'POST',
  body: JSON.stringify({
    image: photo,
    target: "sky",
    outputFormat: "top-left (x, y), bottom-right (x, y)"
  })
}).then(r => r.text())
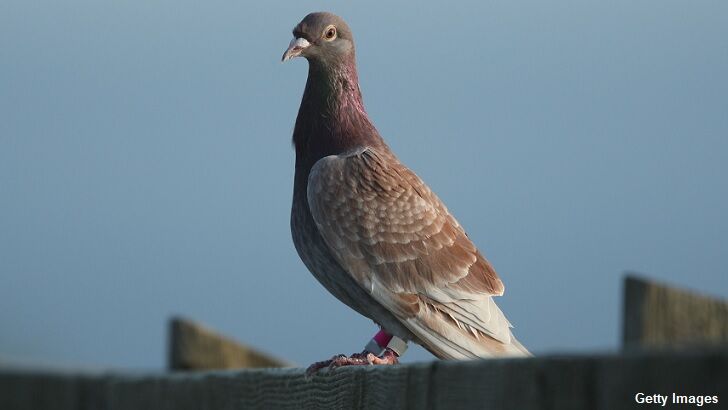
top-left (1, 0), bottom-right (727, 369)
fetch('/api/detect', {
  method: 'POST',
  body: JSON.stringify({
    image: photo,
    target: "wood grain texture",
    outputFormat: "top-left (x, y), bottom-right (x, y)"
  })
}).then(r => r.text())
top-left (168, 317), bottom-right (291, 370)
top-left (623, 274), bottom-right (728, 349)
top-left (3, 351), bottom-right (727, 410)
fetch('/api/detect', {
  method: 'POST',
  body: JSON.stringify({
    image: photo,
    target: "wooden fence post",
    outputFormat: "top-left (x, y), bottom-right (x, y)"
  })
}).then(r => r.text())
top-left (622, 274), bottom-right (728, 349)
top-left (168, 316), bottom-right (291, 370)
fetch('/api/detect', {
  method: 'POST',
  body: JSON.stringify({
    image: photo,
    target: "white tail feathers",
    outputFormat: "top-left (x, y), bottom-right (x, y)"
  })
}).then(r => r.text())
top-left (403, 295), bottom-right (532, 360)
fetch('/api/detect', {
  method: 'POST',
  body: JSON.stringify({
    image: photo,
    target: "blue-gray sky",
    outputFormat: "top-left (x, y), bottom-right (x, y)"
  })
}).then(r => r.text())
top-left (1, 0), bottom-right (727, 369)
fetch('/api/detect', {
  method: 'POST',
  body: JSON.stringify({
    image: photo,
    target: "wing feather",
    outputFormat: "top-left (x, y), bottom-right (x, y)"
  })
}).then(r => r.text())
top-left (307, 147), bottom-right (529, 358)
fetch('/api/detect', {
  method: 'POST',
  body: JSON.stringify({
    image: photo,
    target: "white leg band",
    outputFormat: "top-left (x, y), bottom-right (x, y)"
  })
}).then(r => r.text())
top-left (386, 336), bottom-right (408, 356)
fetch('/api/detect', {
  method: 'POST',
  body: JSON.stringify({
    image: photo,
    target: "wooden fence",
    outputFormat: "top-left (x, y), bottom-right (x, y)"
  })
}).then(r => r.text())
top-left (1, 275), bottom-right (727, 409)
top-left (2, 349), bottom-right (727, 409)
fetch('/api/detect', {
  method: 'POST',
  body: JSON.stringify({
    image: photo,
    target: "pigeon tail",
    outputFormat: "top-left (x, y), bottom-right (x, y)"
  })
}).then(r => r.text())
top-left (396, 291), bottom-right (531, 360)
top-left (405, 311), bottom-right (532, 360)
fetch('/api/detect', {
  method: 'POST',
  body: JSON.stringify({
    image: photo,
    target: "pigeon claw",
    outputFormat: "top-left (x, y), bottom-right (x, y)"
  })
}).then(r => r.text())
top-left (366, 349), bottom-right (399, 365)
top-left (305, 349), bottom-right (399, 376)
top-left (305, 358), bottom-right (335, 376)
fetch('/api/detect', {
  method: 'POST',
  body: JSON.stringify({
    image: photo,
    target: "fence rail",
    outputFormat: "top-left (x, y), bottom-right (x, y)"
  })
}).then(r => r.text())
top-left (2, 349), bottom-right (727, 410)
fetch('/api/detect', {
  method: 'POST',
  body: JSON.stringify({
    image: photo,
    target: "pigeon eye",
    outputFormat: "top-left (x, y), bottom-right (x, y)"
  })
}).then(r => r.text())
top-left (324, 26), bottom-right (337, 41)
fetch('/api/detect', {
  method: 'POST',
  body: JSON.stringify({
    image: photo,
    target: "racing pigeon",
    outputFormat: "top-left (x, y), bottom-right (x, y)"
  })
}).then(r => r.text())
top-left (283, 12), bottom-right (530, 372)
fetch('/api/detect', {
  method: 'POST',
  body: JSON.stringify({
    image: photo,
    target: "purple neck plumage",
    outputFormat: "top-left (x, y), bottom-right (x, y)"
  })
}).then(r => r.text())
top-left (293, 57), bottom-right (386, 170)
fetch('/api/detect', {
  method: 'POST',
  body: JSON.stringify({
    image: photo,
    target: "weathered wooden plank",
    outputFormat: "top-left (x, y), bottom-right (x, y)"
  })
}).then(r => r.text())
top-left (623, 274), bottom-right (728, 349)
top-left (168, 316), bottom-right (291, 370)
top-left (596, 350), bottom-right (728, 410)
top-left (2, 351), bottom-right (726, 410)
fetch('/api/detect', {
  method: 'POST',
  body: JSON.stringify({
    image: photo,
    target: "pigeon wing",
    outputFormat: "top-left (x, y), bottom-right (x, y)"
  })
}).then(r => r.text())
top-left (307, 147), bottom-right (528, 358)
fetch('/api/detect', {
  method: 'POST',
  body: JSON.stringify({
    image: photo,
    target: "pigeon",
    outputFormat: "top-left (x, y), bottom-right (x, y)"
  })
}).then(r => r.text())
top-left (283, 12), bottom-right (530, 371)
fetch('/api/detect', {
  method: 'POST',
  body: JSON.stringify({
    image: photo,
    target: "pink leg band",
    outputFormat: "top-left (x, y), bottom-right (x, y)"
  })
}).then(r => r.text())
top-left (373, 330), bottom-right (393, 347)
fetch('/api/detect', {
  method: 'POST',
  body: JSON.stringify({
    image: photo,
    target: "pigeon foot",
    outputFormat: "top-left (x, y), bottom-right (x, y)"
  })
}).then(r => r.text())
top-left (365, 349), bottom-right (399, 365)
top-left (305, 349), bottom-right (399, 376)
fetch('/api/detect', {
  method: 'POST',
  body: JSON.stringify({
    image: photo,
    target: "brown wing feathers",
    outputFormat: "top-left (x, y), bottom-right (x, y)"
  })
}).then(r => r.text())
top-left (308, 148), bottom-right (527, 358)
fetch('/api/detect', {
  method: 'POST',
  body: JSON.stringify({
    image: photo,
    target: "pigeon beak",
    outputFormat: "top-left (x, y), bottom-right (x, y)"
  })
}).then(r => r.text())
top-left (282, 37), bottom-right (310, 62)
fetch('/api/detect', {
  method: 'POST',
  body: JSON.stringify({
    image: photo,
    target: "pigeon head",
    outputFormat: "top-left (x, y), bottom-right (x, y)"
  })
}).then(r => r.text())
top-left (282, 12), bottom-right (355, 68)
top-left (285, 12), bottom-right (382, 159)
